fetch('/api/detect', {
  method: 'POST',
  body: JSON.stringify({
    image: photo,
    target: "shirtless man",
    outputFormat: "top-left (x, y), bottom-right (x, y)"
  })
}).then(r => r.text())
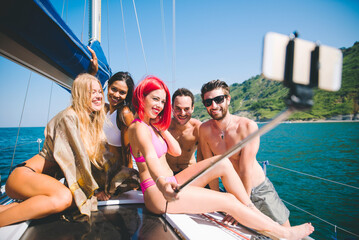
top-left (199, 80), bottom-right (290, 226)
top-left (166, 88), bottom-right (202, 175)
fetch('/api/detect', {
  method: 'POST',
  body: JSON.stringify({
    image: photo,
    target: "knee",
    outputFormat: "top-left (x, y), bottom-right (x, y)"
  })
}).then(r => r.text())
top-left (218, 158), bottom-right (233, 172)
top-left (5, 171), bottom-right (24, 199)
top-left (222, 193), bottom-right (238, 211)
top-left (50, 188), bottom-right (73, 213)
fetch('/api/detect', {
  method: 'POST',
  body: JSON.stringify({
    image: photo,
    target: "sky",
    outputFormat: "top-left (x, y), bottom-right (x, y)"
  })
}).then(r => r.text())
top-left (0, 0), bottom-right (358, 127)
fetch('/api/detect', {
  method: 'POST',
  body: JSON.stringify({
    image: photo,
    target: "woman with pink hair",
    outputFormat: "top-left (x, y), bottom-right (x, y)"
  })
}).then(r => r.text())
top-left (128, 75), bottom-right (314, 240)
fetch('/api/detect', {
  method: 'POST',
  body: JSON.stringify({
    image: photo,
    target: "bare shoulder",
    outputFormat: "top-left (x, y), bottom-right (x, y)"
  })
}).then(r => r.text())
top-left (233, 116), bottom-right (258, 133)
top-left (119, 106), bottom-right (134, 126)
top-left (128, 120), bottom-right (146, 134)
top-left (190, 118), bottom-right (202, 128)
top-left (190, 118), bottom-right (202, 138)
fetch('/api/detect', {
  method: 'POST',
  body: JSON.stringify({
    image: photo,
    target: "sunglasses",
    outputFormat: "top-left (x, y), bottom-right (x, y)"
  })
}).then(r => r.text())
top-left (203, 95), bottom-right (227, 107)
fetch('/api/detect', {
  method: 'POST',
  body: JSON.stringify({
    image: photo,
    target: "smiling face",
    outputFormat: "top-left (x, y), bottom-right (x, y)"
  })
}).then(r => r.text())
top-left (143, 89), bottom-right (167, 122)
top-left (203, 88), bottom-right (230, 120)
top-left (90, 80), bottom-right (103, 112)
top-left (172, 95), bottom-right (193, 125)
top-left (107, 80), bottom-right (128, 109)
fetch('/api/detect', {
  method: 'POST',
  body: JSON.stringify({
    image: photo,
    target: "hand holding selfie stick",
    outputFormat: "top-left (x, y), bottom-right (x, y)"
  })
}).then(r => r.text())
top-left (176, 32), bottom-right (342, 193)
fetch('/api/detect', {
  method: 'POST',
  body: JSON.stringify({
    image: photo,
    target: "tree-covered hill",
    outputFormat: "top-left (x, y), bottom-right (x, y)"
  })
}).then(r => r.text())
top-left (193, 41), bottom-right (359, 122)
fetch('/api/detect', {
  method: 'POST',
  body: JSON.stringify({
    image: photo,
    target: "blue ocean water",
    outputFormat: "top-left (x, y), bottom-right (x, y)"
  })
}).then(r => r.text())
top-left (0, 123), bottom-right (358, 239)
top-left (0, 127), bottom-right (45, 184)
top-left (257, 122), bottom-right (359, 240)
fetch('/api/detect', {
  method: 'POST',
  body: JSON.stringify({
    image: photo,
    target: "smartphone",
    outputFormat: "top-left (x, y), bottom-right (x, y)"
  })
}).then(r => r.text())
top-left (261, 32), bottom-right (342, 91)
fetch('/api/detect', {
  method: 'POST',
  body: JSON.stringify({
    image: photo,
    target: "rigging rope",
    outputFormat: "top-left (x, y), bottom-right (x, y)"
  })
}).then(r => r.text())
top-left (46, 81), bottom-right (54, 124)
top-left (132, 0), bottom-right (148, 73)
top-left (282, 199), bottom-right (359, 238)
top-left (262, 161), bottom-right (359, 190)
top-left (172, 0), bottom-right (176, 91)
top-left (106, 0), bottom-right (111, 65)
top-left (8, 73), bottom-right (32, 176)
top-left (0, 140), bottom-right (44, 152)
top-left (81, 0), bottom-right (87, 42)
top-left (261, 160), bottom-right (359, 238)
top-left (61, 0), bottom-right (66, 21)
top-left (65, 0), bottom-right (68, 23)
top-left (160, 0), bottom-right (169, 82)
top-left (120, 0), bottom-right (130, 70)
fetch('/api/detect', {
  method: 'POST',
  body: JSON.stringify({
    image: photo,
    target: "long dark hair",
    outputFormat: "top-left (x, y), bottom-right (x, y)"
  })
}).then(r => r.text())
top-left (108, 72), bottom-right (135, 113)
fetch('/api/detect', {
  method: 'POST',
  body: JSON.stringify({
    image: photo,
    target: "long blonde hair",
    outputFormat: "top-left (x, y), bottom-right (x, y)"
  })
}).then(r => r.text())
top-left (71, 73), bottom-right (106, 169)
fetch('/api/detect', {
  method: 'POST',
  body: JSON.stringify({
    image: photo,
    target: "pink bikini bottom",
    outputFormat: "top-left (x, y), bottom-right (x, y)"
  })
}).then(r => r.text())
top-left (140, 176), bottom-right (178, 195)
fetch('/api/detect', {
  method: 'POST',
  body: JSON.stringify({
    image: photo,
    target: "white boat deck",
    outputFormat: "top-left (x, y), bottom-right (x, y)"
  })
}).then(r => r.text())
top-left (0, 190), bottom-right (314, 240)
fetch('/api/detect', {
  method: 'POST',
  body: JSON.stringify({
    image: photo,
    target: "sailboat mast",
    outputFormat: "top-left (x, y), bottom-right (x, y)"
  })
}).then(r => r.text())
top-left (89, 0), bottom-right (101, 42)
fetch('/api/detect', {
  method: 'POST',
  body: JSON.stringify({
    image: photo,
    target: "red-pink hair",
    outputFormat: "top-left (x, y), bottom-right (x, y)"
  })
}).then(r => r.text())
top-left (132, 75), bottom-right (171, 130)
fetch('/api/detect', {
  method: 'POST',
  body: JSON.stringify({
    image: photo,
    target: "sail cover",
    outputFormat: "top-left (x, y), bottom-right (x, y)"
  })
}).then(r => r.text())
top-left (0, 0), bottom-right (112, 91)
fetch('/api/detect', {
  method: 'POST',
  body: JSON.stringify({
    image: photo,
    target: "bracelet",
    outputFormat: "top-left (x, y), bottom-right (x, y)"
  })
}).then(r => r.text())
top-left (155, 176), bottom-right (166, 184)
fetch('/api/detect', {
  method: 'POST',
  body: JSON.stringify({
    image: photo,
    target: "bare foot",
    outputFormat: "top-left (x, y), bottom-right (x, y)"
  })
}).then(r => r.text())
top-left (260, 223), bottom-right (314, 240)
top-left (286, 223), bottom-right (314, 240)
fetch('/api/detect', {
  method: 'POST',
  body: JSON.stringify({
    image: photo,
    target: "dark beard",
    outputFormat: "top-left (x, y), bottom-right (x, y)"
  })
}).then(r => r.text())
top-left (208, 107), bottom-right (228, 121)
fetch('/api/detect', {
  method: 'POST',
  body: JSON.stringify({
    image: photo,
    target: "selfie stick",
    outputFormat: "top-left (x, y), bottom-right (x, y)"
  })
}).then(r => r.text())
top-left (176, 32), bottom-right (318, 193)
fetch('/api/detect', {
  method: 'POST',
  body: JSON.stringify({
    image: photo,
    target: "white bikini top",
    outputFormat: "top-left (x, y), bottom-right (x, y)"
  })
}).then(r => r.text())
top-left (103, 110), bottom-right (122, 147)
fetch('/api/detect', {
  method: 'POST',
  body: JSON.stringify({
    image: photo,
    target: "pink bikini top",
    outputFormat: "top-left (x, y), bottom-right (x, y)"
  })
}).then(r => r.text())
top-left (130, 119), bottom-right (168, 162)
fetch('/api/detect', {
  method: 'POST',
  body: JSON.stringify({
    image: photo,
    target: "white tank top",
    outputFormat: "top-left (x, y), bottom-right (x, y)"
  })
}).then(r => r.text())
top-left (103, 110), bottom-right (122, 147)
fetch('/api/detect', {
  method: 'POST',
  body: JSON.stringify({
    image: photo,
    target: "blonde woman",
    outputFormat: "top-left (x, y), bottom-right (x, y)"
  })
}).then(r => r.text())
top-left (0, 73), bottom-right (106, 227)
top-left (129, 76), bottom-right (314, 240)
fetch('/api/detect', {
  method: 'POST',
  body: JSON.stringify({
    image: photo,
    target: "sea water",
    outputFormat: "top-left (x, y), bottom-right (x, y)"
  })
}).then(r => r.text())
top-left (0, 123), bottom-right (358, 239)
top-left (257, 122), bottom-right (359, 240)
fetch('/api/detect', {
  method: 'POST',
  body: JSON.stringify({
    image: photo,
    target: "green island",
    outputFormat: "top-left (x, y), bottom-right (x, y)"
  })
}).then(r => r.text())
top-left (193, 41), bottom-right (359, 122)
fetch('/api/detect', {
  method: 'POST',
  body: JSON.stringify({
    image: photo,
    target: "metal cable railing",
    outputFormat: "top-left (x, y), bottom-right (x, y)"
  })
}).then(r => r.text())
top-left (262, 160), bottom-right (359, 190)
top-left (0, 139), bottom-right (43, 152)
top-left (282, 199), bottom-right (359, 238)
top-left (260, 160), bottom-right (359, 239)
top-left (0, 139), bottom-right (43, 194)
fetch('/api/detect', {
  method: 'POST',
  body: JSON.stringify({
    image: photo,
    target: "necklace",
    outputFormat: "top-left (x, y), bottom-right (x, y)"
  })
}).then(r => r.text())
top-left (218, 116), bottom-right (231, 140)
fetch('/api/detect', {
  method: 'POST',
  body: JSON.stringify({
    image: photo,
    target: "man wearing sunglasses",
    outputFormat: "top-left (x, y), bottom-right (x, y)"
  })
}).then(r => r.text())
top-left (199, 80), bottom-right (290, 227)
top-left (166, 88), bottom-right (202, 175)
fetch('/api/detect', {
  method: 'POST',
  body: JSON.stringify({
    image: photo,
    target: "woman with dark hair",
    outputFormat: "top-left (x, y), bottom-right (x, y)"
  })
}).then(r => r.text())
top-left (93, 72), bottom-right (140, 201)
top-left (104, 71), bottom-right (135, 167)
top-left (128, 75), bottom-right (314, 240)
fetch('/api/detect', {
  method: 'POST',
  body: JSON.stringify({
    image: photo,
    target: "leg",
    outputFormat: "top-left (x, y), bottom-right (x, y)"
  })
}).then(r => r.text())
top-left (0, 157), bottom-right (73, 227)
top-left (282, 219), bottom-right (291, 227)
top-left (176, 157), bottom-right (252, 205)
top-left (146, 185), bottom-right (313, 240)
top-left (164, 158), bottom-right (312, 239)
top-left (176, 157), bottom-right (276, 222)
